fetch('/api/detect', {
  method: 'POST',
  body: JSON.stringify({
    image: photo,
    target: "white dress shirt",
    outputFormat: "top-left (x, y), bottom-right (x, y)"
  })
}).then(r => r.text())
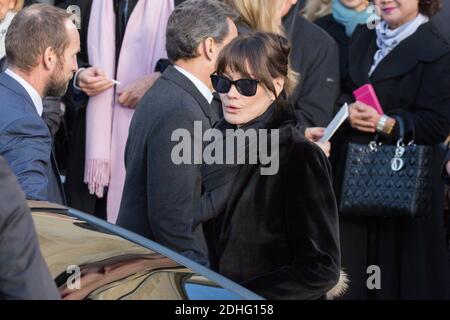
top-left (5, 68), bottom-right (43, 117)
top-left (174, 65), bottom-right (213, 104)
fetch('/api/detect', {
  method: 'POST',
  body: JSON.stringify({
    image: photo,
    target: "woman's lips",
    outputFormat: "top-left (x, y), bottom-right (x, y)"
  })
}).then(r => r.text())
top-left (224, 105), bottom-right (240, 114)
top-left (382, 7), bottom-right (397, 14)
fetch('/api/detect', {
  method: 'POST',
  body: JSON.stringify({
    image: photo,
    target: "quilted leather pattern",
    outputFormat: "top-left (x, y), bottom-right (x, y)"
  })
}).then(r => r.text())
top-left (339, 143), bottom-right (433, 218)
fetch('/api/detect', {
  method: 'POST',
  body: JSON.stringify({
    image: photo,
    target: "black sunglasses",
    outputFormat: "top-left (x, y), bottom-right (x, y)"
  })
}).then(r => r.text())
top-left (211, 74), bottom-right (260, 97)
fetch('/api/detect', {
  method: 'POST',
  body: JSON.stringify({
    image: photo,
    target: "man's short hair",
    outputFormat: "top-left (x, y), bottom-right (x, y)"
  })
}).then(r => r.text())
top-left (166, 0), bottom-right (238, 62)
top-left (5, 4), bottom-right (72, 72)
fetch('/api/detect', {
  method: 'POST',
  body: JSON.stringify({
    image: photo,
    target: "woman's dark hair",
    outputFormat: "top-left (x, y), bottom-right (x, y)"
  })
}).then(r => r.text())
top-left (419, 0), bottom-right (442, 17)
top-left (215, 32), bottom-right (298, 98)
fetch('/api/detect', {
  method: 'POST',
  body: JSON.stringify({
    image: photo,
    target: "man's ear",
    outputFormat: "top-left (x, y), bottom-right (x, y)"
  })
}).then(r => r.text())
top-left (43, 47), bottom-right (57, 71)
top-left (203, 37), bottom-right (216, 61)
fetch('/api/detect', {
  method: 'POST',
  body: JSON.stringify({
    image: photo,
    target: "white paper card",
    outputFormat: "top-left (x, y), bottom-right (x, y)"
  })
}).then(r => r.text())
top-left (319, 103), bottom-right (349, 143)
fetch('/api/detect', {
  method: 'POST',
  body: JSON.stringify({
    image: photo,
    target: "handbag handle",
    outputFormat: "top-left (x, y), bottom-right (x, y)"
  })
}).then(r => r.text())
top-left (392, 115), bottom-right (407, 146)
top-left (392, 113), bottom-right (418, 145)
top-left (369, 115), bottom-right (406, 152)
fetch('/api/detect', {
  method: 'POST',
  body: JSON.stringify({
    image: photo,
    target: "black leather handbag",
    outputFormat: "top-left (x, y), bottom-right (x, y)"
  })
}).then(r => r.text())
top-left (339, 116), bottom-right (433, 218)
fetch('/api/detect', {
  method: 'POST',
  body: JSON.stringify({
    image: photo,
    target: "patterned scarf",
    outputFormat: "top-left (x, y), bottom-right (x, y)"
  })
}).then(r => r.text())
top-left (370, 13), bottom-right (429, 76)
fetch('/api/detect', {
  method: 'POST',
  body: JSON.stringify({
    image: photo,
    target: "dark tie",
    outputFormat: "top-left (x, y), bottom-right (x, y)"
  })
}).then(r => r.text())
top-left (123, 0), bottom-right (129, 26)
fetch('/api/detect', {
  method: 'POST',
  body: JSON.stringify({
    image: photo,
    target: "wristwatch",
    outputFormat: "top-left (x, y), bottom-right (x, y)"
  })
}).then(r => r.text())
top-left (376, 115), bottom-right (395, 135)
top-left (376, 115), bottom-right (388, 133)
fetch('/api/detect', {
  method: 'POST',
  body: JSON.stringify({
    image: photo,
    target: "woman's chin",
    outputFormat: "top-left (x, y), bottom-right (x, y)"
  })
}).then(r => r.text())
top-left (224, 114), bottom-right (243, 126)
top-left (381, 13), bottom-right (404, 28)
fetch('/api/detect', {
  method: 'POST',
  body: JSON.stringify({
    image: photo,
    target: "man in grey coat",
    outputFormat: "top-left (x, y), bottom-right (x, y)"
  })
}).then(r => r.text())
top-left (0, 156), bottom-right (59, 300)
top-left (117, 0), bottom-right (238, 266)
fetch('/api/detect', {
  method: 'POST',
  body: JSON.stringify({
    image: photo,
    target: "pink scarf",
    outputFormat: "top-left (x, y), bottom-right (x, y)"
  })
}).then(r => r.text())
top-left (85, 0), bottom-right (174, 223)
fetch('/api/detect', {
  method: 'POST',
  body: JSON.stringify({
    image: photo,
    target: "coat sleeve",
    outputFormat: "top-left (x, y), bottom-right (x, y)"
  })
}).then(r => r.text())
top-left (387, 53), bottom-right (450, 145)
top-left (443, 145), bottom-right (450, 184)
top-left (292, 38), bottom-right (340, 128)
top-left (0, 157), bottom-right (60, 300)
top-left (242, 142), bottom-right (341, 300)
top-left (0, 116), bottom-right (52, 201)
top-left (145, 107), bottom-right (209, 266)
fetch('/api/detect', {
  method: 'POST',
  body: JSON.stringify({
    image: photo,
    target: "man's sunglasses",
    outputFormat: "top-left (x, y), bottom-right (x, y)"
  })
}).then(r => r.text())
top-left (211, 74), bottom-right (260, 97)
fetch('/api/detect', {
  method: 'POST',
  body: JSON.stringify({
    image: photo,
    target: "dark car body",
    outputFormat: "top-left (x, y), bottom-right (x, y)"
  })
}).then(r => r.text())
top-left (29, 201), bottom-right (262, 300)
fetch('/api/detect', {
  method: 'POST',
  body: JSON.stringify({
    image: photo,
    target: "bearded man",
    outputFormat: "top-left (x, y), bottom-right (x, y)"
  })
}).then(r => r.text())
top-left (0, 4), bottom-right (80, 204)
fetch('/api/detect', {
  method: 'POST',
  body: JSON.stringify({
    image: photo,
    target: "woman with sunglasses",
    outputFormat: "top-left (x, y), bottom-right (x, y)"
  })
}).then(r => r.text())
top-left (223, 0), bottom-right (340, 158)
top-left (200, 32), bottom-right (343, 300)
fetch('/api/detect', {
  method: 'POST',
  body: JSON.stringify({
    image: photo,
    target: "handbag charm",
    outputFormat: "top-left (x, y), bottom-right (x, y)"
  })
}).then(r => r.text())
top-left (391, 140), bottom-right (405, 172)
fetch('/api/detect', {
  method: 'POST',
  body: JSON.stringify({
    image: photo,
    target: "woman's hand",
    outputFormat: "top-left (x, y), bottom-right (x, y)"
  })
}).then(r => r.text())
top-left (118, 72), bottom-right (161, 109)
top-left (305, 127), bottom-right (325, 142)
top-left (348, 102), bottom-right (382, 133)
top-left (305, 128), bottom-right (330, 157)
top-left (77, 67), bottom-right (114, 96)
top-left (315, 141), bottom-right (331, 158)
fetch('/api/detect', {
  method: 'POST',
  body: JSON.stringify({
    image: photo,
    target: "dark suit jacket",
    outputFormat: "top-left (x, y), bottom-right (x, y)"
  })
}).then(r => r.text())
top-left (315, 14), bottom-right (355, 108)
top-left (200, 103), bottom-right (340, 299)
top-left (283, 13), bottom-right (340, 129)
top-left (117, 66), bottom-right (219, 266)
top-left (0, 72), bottom-right (65, 204)
top-left (0, 156), bottom-right (59, 300)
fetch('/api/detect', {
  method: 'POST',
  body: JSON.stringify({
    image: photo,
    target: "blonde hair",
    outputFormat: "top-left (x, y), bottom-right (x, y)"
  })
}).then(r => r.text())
top-left (303, 0), bottom-right (332, 22)
top-left (12, 0), bottom-right (24, 12)
top-left (223, 0), bottom-right (299, 96)
top-left (224, 0), bottom-right (285, 35)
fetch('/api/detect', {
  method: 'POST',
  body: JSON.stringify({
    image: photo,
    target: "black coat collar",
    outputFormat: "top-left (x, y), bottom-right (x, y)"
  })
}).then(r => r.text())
top-left (316, 14), bottom-right (349, 47)
top-left (202, 100), bottom-right (297, 198)
top-left (349, 21), bottom-right (450, 85)
top-left (162, 65), bottom-right (219, 126)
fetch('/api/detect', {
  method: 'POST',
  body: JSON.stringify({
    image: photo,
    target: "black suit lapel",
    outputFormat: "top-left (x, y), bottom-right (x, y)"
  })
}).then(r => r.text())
top-left (163, 65), bottom-right (219, 126)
